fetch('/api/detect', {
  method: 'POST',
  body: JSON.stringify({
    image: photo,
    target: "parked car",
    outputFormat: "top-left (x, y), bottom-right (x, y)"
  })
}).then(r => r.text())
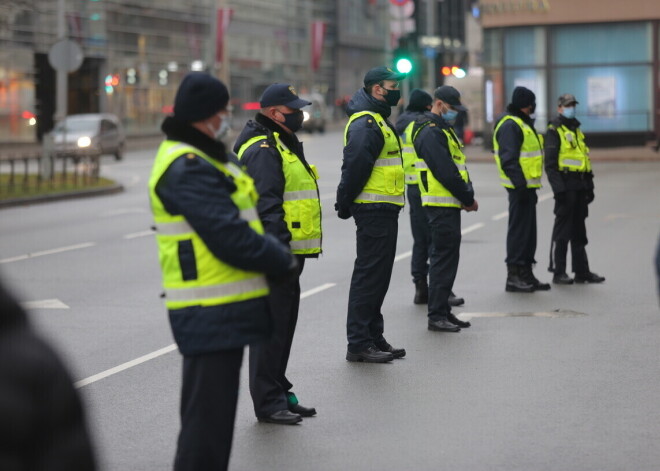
top-left (50, 113), bottom-right (125, 160)
top-left (299, 93), bottom-right (327, 133)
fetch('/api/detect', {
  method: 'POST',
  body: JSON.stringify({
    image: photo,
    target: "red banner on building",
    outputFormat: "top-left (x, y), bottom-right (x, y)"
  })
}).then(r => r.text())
top-left (310, 21), bottom-right (326, 72)
top-left (216, 8), bottom-right (233, 63)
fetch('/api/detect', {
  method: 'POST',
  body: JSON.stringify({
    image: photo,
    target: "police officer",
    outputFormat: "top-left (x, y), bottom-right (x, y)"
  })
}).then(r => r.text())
top-left (148, 72), bottom-right (295, 470)
top-left (493, 86), bottom-right (551, 292)
top-left (545, 93), bottom-right (605, 284)
top-left (335, 66), bottom-right (407, 363)
top-left (396, 89), bottom-right (466, 307)
top-left (412, 86), bottom-right (478, 332)
top-left (235, 83), bottom-right (321, 425)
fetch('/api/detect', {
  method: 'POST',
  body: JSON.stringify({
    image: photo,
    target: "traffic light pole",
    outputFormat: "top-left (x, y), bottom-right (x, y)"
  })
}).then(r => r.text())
top-left (425, 0), bottom-right (436, 91)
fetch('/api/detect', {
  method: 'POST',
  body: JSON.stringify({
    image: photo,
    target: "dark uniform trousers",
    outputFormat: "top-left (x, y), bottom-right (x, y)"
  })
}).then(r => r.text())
top-left (347, 208), bottom-right (399, 353)
top-left (407, 183), bottom-right (431, 284)
top-left (506, 188), bottom-right (538, 265)
top-left (249, 255), bottom-right (305, 417)
top-left (175, 347), bottom-right (244, 471)
top-left (550, 189), bottom-right (589, 274)
top-left (426, 207), bottom-right (462, 321)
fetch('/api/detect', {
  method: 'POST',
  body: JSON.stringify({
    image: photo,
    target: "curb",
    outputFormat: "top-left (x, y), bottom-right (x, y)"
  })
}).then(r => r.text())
top-left (0, 184), bottom-right (124, 209)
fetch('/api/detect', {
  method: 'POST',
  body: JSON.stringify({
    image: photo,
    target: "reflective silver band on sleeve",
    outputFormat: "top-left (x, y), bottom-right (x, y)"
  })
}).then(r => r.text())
top-left (290, 238), bottom-right (321, 251)
top-left (154, 220), bottom-right (194, 235)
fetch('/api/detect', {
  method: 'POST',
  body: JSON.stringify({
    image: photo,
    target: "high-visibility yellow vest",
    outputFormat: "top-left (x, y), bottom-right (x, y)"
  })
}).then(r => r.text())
top-left (148, 141), bottom-right (269, 310)
top-left (493, 115), bottom-right (544, 188)
top-left (549, 123), bottom-right (592, 172)
top-left (237, 132), bottom-right (322, 255)
top-left (401, 120), bottom-right (422, 185)
top-left (344, 111), bottom-right (405, 205)
top-left (413, 122), bottom-right (470, 208)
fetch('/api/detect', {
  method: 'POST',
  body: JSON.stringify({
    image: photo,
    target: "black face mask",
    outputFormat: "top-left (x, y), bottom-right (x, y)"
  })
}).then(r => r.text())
top-left (382, 88), bottom-right (401, 107)
top-left (281, 110), bottom-right (304, 133)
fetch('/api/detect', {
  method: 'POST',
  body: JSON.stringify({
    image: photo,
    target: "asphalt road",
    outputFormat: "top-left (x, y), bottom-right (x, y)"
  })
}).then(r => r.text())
top-left (1, 130), bottom-right (660, 471)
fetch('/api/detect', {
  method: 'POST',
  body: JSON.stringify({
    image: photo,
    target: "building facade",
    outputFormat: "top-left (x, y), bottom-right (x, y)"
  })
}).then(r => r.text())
top-left (480, 0), bottom-right (660, 145)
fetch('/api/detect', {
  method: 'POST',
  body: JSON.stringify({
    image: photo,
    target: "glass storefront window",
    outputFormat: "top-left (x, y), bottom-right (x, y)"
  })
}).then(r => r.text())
top-left (504, 27), bottom-right (545, 67)
top-left (552, 22), bottom-right (651, 65)
top-left (551, 65), bottom-right (652, 132)
top-left (483, 29), bottom-right (502, 68)
top-left (505, 68), bottom-right (547, 130)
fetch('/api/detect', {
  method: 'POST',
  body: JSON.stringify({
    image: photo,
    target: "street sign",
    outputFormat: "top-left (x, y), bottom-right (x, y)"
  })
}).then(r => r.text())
top-left (389, 0), bottom-right (410, 5)
top-left (48, 39), bottom-right (84, 73)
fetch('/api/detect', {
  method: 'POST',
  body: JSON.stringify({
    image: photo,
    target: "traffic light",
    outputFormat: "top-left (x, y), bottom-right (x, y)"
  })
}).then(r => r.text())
top-left (441, 65), bottom-right (466, 78)
top-left (393, 48), bottom-right (413, 74)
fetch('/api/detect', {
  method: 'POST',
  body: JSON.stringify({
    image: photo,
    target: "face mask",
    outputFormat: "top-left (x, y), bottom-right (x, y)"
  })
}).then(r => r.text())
top-left (382, 88), bottom-right (401, 107)
top-left (207, 113), bottom-right (229, 140)
top-left (281, 110), bottom-right (304, 133)
top-left (442, 106), bottom-right (458, 122)
top-left (561, 107), bottom-right (576, 119)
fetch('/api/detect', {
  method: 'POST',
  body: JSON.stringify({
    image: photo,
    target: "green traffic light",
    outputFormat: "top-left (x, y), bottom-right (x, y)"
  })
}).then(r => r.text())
top-left (396, 58), bottom-right (413, 74)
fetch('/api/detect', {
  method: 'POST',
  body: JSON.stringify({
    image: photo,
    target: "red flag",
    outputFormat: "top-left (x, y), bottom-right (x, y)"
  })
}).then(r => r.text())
top-left (310, 21), bottom-right (326, 72)
top-left (216, 8), bottom-right (234, 63)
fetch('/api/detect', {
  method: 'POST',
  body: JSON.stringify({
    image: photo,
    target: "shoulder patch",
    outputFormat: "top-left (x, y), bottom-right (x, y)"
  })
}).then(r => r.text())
top-left (186, 153), bottom-right (196, 159)
top-left (259, 141), bottom-right (270, 148)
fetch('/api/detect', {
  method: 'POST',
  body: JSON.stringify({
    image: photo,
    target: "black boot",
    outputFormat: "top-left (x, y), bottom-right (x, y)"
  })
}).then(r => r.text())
top-left (505, 264), bottom-right (534, 293)
top-left (522, 264), bottom-right (551, 291)
top-left (414, 279), bottom-right (428, 304)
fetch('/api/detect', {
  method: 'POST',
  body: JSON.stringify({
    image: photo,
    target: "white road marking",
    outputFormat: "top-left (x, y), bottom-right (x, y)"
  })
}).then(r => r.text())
top-left (394, 251), bottom-right (412, 263)
top-left (101, 208), bottom-right (148, 217)
top-left (124, 230), bottom-right (155, 239)
top-left (21, 299), bottom-right (69, 310)
top-left (459, 310), bottom-right (586, 320)
top-left (492, 211), bottom-right (508, 221)
top-left (0, 242), bottom-right (96, 264)
top-left (75, 282), bottom-right (338, 389)
top-left (462, 222), bottom-right (485, 235)
top-left (538, 192), bottom-right (553, 202)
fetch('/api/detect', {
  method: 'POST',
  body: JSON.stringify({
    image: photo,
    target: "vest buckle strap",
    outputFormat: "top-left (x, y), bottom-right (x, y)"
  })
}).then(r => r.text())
top-left (165, 276), bottom-right (268, 302)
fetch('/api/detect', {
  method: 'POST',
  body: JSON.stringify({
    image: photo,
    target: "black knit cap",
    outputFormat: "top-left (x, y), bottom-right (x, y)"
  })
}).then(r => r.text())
top-left (173, 72), bottom-right (229, 123)
top-left (511, 86), bottom-right (536, 110)
top-left (406, 89), bottom-right (433, 112)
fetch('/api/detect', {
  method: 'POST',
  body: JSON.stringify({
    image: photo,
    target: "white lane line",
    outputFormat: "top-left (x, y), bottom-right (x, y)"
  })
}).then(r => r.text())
top-left (538, 192), bottom-right (553, 202)
top-left (462, 222), bottom-right (485, 235)
top-left (0, 242), bottom-right (96, 264)
top-left (492, 211), bottom-right (508, 221)
top-left (21, 299), bottom-right (69, 310)
top-left (124, 230), bottom-right (155, 239)
top-left (394, 251), bottom-right (412, 263)
top-left (101, 208), bottom-right (148, 217)
top-left (301, 282), bottom-right (336, 298)
top-left (75, 282), bottom-right (337, 389)
top-left (74, 344), bottom-right (178, 389)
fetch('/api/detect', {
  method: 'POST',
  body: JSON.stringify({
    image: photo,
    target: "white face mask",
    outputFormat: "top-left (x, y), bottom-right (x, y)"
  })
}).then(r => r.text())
top-left (207, 113), bottom-right (230, 140)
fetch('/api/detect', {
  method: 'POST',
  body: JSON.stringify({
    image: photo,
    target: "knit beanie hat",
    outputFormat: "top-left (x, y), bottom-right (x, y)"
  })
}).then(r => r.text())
top-left (511, 86), bottom-right (536, 110)
top-left (406, 89), bottom-right (433, 112)
top-left (173, 72), bottom-right (229, 123)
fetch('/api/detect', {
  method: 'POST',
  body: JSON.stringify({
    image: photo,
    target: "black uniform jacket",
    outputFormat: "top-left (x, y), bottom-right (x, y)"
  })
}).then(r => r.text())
top-left (413, 112), bottom-right (475, 207)
top-left (0, 280), bottom-right (96, 471)
top-left (395, 110), bottom-right (423, 135)
top-left (155, 117), bottom-right (293, 354)
top-left (233, 114), bottom-right (319, 258)
top-left (544, 115), bottom-right (594, 193)
top-left (493, 106), bottom-right (540, 189)
top-left (336, 87), bottom-right (402, 217)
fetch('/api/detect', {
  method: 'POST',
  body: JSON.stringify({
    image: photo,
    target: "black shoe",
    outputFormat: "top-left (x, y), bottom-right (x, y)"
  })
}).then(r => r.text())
top-left (447, 312), bottom-right (471, 328)
top-left (375, 340), bottom-right (406, 359)
top-left (574, 271), bottom-right (605, 284)
top-left (257, 410), bottom-right (302, 425)
top-left (346, 346), bottom-right (393, 363)
top-left (505, 265), bottom-right (534, 292)
top-left (552, 273), bottom-right (574, 284)
top-left (414, 280), bottom-right (428, 304)
top-left (289, 403), bottom-right (317, 417)
top-left (448, 291), bottom-right (465, 306)
top-left (428, 319), bottom-right (461, 332)
top-left (522, 264), bottom-right (551, 291)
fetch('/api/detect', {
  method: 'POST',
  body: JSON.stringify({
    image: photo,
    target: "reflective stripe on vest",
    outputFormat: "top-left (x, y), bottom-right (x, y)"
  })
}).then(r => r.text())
top-left (401, 120), bottom-right (420, 185)
top-left (148, 140), bottom-right (269, 310)
top-left (413, 123), bottom-right (470, 208)
top-left (344, 111), bottom-right (405, 206)
top-left (493, 115), bottom-right (543, 189)
top-left (237, 132), bottom-right (322, 255)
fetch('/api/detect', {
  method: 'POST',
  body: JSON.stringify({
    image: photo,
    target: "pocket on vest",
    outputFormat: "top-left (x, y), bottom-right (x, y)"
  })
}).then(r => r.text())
top-left (178, 240), bottom-right (198, 281)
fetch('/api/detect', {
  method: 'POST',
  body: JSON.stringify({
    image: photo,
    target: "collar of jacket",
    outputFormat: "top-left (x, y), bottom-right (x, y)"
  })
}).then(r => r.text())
top-left (555, 114), bottom-right (581, 130)
top-left (254, 112), bottom-right (302, 152)
top-left (161, 116), bottom-right (228, 163)
top-left (346, 87), bottom-right (392, 119)
top-left (505, 105), bottom-right (536, 130)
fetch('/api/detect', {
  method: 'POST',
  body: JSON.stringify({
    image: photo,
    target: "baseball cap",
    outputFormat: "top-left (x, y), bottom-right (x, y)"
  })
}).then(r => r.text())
top-left (259, 83), bottom-right (311, 109)
top-left (558, 93), bottom-right (579, 107)
top-left (363, 66), bottom-right (407, 87)
top-left (434, 85), bottom-right (467, 111)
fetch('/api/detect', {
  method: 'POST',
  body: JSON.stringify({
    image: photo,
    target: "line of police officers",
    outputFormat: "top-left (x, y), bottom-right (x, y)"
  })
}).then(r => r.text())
top-left (148, 71), bottom-right (603, 470)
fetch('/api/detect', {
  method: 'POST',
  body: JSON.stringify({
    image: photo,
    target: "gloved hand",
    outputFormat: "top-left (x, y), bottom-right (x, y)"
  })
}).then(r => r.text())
top-left (585, 190), bottom-right (595, 204)
top-left (335, 203), bottom-right (351, 220)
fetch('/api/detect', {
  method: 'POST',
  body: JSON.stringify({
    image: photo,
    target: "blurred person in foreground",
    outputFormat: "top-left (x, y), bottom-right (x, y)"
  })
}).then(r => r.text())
top-left (0, 276), bottom-right (96, 471)
top-left (235, 83), bottom-right (321, 425)
top-left (148, 72), bottom-right (296, 470)
top-left (545, 93), bottom-right (605, 285)
top-left (396, 88), bottom-right (466, 308)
